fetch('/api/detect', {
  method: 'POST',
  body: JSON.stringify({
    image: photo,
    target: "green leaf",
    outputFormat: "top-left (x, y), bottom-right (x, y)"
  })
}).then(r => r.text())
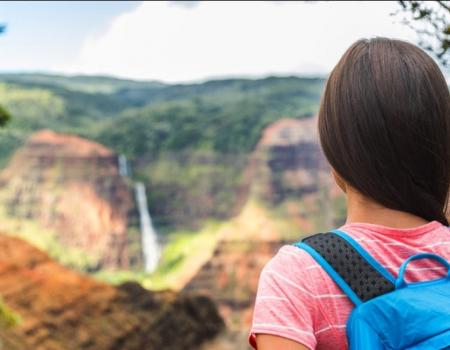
top-left (0, 105), bottom-right (11, 127)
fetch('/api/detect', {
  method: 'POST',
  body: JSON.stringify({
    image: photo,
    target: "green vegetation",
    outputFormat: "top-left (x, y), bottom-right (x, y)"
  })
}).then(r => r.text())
top-left (94, 221), bottom-right (221, 290)
top-left (0, 104), bottom-right (10, 127)
top-left (0, 298), bottom-right (21, 329)
top-left (138, 150), bottom-right (246, 227)
top-left (95, 76), bottom-right (324, 157)
top-left (0, 83), bottom-right (65, 130)
top-left (144, 221), bottom-right (220, 289)
top-left (396, 0), bottom-right (450, 66)
top-left (0, 74), bottom-right (324, 162)
top-left (0, 73), bottom-right (165, 94)
top-left (0, 79), bottom-right (135, 165)
top-left (0, 207), bottom-right (98, 270)
top-left (0, 73), bottom-right (324, 229)
top-left (0, 73), bottom-right (330, 285)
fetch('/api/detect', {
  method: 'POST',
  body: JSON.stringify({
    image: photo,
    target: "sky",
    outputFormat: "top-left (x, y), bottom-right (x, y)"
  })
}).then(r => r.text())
top-left (0, 1), bottom-right (443, 83)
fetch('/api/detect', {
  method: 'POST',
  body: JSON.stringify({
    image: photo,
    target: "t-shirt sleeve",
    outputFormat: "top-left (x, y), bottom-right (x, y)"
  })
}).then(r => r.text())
top-left (248, 245), bottom-right (320, 350)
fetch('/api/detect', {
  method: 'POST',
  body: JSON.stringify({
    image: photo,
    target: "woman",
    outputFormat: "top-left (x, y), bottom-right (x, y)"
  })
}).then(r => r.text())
top-left (249, 37), bottom-right (450, 350)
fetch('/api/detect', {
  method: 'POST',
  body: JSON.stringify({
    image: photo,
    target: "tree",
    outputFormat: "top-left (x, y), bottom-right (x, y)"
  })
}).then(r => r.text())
top-left (0, 25), bottom-right (9, 126)
top-left (0, 106), bottom-right (10, 127)
top-left (396, 1), bottom-right (450, 66)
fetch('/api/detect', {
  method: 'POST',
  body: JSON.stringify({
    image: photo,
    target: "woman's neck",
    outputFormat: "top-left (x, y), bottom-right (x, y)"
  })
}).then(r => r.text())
top-left (345, 188), bottom-right (430, 229)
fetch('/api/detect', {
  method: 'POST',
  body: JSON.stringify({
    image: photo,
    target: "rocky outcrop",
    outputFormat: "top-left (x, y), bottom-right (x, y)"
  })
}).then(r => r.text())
top-left (237, 116), bottom-right (344, 235)
top-left (0, 130), bottom-right (136, 269)
top-left (184, 199), bottom-right (295, 346)
top-left (185, 238), bottom-right (287, 327)
top-left (0, 233), bottom-right (224, 350)
top-left (240, 117), bottom-right (338, 206)
top-left (185, 117), bottom-right (345, 349)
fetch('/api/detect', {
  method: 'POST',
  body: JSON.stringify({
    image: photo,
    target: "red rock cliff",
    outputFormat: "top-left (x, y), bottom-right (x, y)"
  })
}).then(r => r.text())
top-left (0, 130), bottom-right (135, 269)
top-left (186, 117), bottom-right (345, 349)
top-left (0, 233), bottom-right (224, 350)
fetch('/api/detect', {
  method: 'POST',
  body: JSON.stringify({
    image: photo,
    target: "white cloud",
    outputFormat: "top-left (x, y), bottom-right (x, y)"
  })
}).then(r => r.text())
top-left (62, 1), bottom-right (418, 83)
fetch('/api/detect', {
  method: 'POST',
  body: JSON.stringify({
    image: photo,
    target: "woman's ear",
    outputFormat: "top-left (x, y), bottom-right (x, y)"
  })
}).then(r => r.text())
top-left (332, 169), bottom-right (347, 193)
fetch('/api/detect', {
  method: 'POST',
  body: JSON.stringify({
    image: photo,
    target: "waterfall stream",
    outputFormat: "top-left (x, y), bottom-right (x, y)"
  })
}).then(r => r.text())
top-left (118, 154), bottom-right (160, 272)
top-left (118, 154), bottom-right (129, 177)
top-left (134, 182), bottom-right (160, 272)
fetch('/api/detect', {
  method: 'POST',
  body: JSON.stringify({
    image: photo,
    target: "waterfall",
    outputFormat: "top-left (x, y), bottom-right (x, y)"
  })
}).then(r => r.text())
top-left (118, 154), bottom-right (129, 177)
top-left (134, 182), bottom-right (160, 272)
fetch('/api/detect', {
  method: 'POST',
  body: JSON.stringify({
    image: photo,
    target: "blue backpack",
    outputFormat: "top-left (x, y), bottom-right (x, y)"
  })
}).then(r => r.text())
top-left (294, 229), bottom-right (450, 350)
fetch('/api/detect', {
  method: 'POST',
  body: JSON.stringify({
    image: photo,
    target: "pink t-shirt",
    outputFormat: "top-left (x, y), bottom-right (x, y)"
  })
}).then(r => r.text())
top-left (249, 221), bottom-right (450, 349)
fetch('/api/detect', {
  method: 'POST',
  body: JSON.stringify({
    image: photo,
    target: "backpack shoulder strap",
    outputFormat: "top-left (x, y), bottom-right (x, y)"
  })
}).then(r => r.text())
top-left (293, 230), bottom-right (395, 306)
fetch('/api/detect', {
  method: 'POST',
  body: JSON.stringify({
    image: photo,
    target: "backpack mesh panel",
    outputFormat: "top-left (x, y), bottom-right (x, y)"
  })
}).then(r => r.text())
top-left (303, 232), bottom-right (394, 302)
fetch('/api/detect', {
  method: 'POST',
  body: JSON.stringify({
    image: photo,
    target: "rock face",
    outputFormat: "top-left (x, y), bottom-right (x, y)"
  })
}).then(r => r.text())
top-left (186, 117), bottom-right (345, 349)
top-left (184, 201), bottom-right (300, 349)
top-left (239, 117), bottom-right (340, 213)
top-left (185, 238), bottom-right (287, 325)
top-left (0, 130), bottom-right (135, 269)
top-left (0, 233), bottom-right (224, 350)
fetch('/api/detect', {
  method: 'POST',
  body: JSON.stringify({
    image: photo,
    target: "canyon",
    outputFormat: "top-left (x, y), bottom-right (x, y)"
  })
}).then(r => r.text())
top-left (0, 115), bottom-right (345, 349)
top-left (186, 117), bottom-right (345, 349)
top-left (0, 233), bottom-right (223, 350)
top-left (0, 130), bottom-right (137, 270)
top-left (0, 74), bottom-right (330, 349)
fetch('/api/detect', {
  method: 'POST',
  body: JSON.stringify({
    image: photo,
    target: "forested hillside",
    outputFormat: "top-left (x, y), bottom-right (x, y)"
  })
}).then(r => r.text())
top-left (0, 74), bottom-right (324, 229)
top-left (0, 74), bottom-right (323, 162)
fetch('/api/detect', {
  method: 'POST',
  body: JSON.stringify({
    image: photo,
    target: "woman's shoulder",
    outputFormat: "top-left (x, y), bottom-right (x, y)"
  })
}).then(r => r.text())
top-left (252, 244), bottom-right (322, 350)
top-left (268, 244), bottom-right (318, 265)
top-left (260, 244), bottom-right (322, 284)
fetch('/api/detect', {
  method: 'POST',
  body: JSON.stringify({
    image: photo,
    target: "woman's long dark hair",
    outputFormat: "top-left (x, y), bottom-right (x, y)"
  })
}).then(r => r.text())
top-left (318, 38), bottom-right (450, 225)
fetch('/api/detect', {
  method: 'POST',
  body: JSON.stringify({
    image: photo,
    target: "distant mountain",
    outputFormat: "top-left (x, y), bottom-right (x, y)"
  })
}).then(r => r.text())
top-left (0, 72), bottom-right (325, 231)
top-left (0, 73), bottom-right (324, 164)
top-left (113, 75), bottom-right (324, 107)
top-left (0, 73), bottom-right (166, 94)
